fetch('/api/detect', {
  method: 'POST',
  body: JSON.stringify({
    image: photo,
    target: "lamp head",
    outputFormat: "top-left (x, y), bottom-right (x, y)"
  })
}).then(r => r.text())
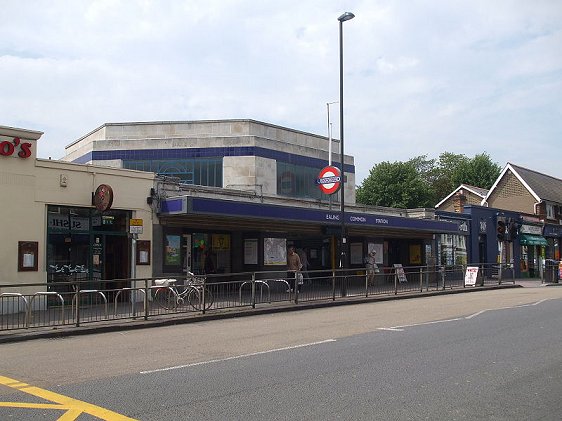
top-left (338, 12), bottom-right (355, 23)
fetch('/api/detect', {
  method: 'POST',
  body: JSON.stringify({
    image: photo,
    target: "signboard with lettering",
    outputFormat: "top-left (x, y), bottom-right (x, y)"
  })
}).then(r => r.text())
top-left (0, 136), bottom-right (32, 159)
top-left (520, 224), bottom-right (542, 235)
top-left (394, 264), bottom-right (408, 283)
top-left (464, 266), bottom-right (479, 286)
top-left (130, 218), bottom-right (143, 234)
top-left (48, 215), bottom-right (89, 231)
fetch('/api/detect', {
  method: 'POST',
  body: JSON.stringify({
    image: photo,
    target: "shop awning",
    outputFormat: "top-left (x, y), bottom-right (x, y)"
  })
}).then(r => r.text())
top-left (519, 234), bottom-right (548, 246)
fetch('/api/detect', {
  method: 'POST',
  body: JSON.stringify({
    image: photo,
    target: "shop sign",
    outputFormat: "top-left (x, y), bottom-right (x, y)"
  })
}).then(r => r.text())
top-left (48, 215), bottom-right (89, 231)
top-left (0, 137), bottom-right (32, 159)
top-left (544, 225), bottom-right (562, 237)
top-left (520, 224), bottom-right (542, 235)
top-left (93, 184), bottom-right (113, 212)
top-left (479, 220), bottom-right (487, 234)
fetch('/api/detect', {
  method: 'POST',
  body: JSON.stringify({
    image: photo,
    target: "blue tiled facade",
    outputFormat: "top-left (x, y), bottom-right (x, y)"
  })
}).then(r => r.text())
top-left (72, 146), bottom-right (356, 174)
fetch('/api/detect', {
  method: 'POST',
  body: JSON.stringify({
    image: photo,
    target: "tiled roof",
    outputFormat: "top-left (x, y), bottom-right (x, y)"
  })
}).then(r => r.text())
top-left (510, 163), bottom-right (562, 203)
top-left (460, 184), bottom-right (488, 198)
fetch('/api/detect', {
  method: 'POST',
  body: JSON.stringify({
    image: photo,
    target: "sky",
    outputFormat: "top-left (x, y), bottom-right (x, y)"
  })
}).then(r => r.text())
top-left (1, 0), bottom-right (561, 184)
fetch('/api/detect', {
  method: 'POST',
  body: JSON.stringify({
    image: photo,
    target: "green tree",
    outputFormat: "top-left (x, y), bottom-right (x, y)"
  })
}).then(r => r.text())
top-left (357, 152), bottom-right (502, 208)
top-left (450, 152), bottom-right (501, 189)
top-left (356, 161), bottom-right (433, 208)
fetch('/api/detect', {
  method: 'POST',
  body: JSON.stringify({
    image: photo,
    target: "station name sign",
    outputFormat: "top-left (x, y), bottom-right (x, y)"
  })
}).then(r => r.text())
top-left (160, 197), bottom-right (461, 234)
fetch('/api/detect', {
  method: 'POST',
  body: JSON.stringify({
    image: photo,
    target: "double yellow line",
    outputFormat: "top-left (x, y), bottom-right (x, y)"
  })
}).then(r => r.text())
top-left (0, 375), bottom-right (137, 421)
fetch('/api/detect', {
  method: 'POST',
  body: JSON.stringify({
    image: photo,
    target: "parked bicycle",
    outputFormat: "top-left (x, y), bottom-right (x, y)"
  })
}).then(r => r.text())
top-left (153, 273), bottom-right (214, 311)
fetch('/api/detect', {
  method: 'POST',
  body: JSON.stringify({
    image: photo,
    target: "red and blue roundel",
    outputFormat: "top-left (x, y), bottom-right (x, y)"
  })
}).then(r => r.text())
top-left (316, 166), bottom-right (342, 195)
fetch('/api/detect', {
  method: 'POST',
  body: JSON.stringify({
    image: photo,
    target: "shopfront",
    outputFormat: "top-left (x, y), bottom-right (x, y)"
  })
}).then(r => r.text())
top-left (519, 224), bottom-right (547, 278)
top-left (47, 206), bottom-right (132, 289)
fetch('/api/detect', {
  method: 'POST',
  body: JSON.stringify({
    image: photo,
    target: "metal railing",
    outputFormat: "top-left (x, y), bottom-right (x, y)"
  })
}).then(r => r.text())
top-left (0, 264), bottom-right (510, 332)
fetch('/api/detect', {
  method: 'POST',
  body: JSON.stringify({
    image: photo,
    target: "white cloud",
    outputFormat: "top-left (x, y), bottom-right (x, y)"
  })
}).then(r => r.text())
top-left (1, 0), bottom-right (561, 184)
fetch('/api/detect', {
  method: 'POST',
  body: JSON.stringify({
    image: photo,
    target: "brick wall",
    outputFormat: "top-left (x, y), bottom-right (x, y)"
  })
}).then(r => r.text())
top-left (487, 171), bottom-right (535, 213)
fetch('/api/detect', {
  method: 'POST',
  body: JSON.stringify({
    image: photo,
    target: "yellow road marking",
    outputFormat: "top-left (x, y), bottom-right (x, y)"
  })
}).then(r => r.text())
top-left (0, 402), bottom-right (67, 409)
top-left (0, 375), bottom-right (138, 421)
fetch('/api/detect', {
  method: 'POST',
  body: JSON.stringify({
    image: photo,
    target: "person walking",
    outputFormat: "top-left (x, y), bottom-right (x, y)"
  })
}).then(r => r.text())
top-left (297, 248), bottom-right (310, 284)
top-left (365, 250), bottom-right (378, 286)
top-left (287, 246), bottom-right (302, 293)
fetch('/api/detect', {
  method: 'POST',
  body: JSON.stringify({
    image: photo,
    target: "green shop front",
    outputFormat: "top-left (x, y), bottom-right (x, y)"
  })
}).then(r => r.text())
top-left (46, 205), bottom-right (132, 295)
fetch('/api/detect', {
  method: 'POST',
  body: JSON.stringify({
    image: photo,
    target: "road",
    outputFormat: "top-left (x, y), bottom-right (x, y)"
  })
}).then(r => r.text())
top-left (2, 286), bottom-right (562, 420)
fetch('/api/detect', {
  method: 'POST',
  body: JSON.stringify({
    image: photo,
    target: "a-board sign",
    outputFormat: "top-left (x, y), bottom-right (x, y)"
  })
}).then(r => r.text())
top-left (465, 266), bottom-right (479, 286)
top-left (394, 264), bottom-right (408, 283)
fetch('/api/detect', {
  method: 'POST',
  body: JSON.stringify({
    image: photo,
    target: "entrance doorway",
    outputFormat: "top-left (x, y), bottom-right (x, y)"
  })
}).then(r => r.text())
top-left (93, 234), bottom-right (130, 300)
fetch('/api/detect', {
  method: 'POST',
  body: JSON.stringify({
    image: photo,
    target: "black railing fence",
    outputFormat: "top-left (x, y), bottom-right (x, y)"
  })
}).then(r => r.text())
top-left (0, 263), bottom-right (524, 332)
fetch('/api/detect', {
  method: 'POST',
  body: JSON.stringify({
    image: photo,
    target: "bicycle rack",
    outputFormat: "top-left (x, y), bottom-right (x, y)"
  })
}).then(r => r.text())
top-left (28, 292), bottom-right (65, 327)
top-left (239, 280), bottom-right (270, 304)
top-left (0, 293), bottom-right (29, 328)
top-left (72, 290), bottom-right (108, 321)
top-left (267, 279), bottom-right (292, 298)
top-left (114, 288), bottom-right (146, 316)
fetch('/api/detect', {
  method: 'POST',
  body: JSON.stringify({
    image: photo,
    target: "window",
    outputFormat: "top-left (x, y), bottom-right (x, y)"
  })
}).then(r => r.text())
top-left (276, 162), bottom-right (338, 202)
top-left (124, 158), bottom-right (223, 187)
top-left (546, 203), bottom-right (555, 219)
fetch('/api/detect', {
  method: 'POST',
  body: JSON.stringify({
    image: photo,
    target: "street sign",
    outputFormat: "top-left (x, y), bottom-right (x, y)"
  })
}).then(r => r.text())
top-left (316, 166), bottom-right (341, 195)
top-left (130, 218), bottom-right (143, 234)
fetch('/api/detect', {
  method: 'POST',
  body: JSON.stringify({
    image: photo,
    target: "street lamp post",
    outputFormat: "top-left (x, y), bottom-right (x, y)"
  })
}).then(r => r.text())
top-left (337, 12), bottom-right (354, 287)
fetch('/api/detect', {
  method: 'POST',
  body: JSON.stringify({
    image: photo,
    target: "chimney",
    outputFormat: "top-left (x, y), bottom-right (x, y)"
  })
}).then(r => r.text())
top-left (453, 190), bottom-right (467, 213)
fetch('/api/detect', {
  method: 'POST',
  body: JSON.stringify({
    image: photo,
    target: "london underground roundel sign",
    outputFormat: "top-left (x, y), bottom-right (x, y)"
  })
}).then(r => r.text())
top-left (316, 166), bottom-right (341, 195)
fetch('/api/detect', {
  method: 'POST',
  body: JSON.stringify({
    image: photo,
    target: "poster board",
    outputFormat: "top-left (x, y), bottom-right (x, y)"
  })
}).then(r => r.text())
top-left (394, 264), bottom-right (407, 283)
top-left (18, 241), bottom-right (38, 272)
top-left (244, 239), bottom-right (258, 265)
top-left (136, 240), bottom-right (151, 265)
top-left (367, 243), bottom-right (384, 264)
top-left (350, 242), bottom-right (364, 265)
top-left (264, 238), bottom-right (286, 266)
top-left (464, 266), bottom-right (479, 286)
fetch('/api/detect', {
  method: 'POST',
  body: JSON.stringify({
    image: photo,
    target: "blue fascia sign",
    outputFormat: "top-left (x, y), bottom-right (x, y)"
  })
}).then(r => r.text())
top-left (160, 196), bottom-right (460, 233)
top-left (544, 224), bottom-right (562, 237)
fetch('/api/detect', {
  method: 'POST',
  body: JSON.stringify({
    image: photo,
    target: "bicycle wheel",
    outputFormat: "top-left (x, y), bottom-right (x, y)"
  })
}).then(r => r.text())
top-left (154, 287), bottom-right (176, 310)
top-left (187, 287), bottom-right (214, 310)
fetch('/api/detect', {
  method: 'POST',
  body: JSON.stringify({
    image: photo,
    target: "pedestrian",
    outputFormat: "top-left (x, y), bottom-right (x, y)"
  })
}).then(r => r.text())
top-left (365, 250), bottom-right (378, 286)
top-left (297, 247), bottom-right (310, 284)
top-left (287, 246), bottom-right (302, 293)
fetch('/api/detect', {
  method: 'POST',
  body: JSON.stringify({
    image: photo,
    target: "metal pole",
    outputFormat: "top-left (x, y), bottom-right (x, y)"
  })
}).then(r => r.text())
top-left (339, 18), bottom-right (346, 275)
top-left (337, 12), bottom-right (354, 296)
top-left (131, 233), bottom-right (137, 316)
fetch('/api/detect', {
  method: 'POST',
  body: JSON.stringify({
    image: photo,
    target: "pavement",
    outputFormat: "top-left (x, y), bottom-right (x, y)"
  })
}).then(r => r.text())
top-left (0, 278), bottom-right (559, 344)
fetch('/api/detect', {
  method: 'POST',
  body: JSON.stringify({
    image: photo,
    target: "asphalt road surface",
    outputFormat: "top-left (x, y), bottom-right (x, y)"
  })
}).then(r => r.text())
top-left (2, 287), bottom-right (562, 420)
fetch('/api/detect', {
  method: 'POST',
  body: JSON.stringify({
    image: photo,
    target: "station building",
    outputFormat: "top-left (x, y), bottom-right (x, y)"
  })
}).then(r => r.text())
top-left (62, 120), bottom-right (464, 279)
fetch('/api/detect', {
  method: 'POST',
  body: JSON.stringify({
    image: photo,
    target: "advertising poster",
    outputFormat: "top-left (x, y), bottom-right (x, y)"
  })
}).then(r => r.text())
top-left (264, 238), bottom-right (286, 266)
top-left (165, 235), bottom-right (181, 266)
